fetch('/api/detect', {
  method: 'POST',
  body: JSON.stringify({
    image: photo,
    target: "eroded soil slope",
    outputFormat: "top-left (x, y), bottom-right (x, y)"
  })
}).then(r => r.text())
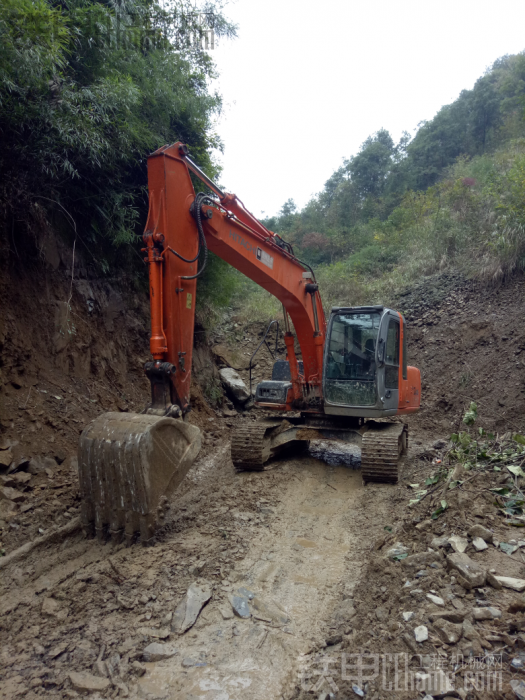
top-left (0, 233), bottom-right (222, 554)
top-left (394, 271), bottom-right (525, 438)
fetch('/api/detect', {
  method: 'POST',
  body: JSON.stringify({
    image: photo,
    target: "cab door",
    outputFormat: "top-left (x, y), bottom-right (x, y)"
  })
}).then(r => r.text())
top-left (376, 311), bottom-right (400, 411)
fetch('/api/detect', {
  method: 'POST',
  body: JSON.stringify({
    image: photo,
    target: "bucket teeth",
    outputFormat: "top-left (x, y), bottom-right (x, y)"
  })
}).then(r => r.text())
top-left (78, 412), bottom-right (201, 545)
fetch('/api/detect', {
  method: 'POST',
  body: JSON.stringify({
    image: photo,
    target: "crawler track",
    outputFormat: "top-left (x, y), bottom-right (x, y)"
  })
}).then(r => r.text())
top-left (231, 421), bottom-right (280, 471)
top-left (361, 422), bottom-right (408, 484)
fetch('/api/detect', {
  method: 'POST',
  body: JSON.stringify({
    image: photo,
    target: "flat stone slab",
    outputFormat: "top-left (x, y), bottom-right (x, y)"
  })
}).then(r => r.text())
top-left (494, 576), bottom-right (525, 592)
top-left (172, 582), bottom-right (212, 634)
top-left (143, 643), bottom-right (178, 662)
top-left (69, 672), bottom-right (110, 693)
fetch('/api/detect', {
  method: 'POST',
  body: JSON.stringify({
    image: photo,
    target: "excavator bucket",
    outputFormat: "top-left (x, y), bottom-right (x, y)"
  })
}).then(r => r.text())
top-left (78, 412), bottom-right (201, 545)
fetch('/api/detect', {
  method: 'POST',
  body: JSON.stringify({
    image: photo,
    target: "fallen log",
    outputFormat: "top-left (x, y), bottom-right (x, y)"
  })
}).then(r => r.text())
top-left (0, 516), bottom-right (81, 570)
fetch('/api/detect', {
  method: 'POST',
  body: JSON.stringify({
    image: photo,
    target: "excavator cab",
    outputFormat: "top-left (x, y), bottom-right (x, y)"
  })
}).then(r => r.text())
top-left (323, 306), bottom-right (420, 417)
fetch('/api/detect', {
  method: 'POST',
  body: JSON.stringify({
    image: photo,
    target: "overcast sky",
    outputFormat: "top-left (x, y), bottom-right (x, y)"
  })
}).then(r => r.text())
top-left (208, 0), bottom-right (525, 219)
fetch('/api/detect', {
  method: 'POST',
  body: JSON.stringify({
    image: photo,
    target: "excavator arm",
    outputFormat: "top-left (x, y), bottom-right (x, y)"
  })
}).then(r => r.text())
top-left (143, 142), bottom-right (326, 414)
top-left (78, 143), bottom-right (328, 544)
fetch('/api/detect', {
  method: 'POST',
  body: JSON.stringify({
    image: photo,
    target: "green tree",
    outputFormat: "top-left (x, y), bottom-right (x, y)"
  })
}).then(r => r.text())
top-left (0, 0), bottom-right (236, 256)
top-left (346, 129), bottom-right (395, 198)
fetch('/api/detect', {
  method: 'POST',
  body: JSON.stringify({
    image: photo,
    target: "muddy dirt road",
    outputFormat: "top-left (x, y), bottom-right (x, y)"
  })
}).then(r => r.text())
top-left (0, 435), bottom-right (396, 700)
top-left (4, 261), bottom-right (525, 698)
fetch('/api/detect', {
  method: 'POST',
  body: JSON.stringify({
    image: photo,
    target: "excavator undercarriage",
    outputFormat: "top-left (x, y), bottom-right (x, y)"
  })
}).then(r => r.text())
top-left (230, 416), bottom-right (408, 483)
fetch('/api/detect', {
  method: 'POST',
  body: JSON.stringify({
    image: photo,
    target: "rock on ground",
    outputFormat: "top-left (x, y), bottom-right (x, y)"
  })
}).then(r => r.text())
top-left (219, 368), bottom-right (250, 403)
top-left (228, 591), bottom-right (251, 618)
top-left (495, 576), bottom-right (525, 592)
top-left (172, 582), bottom-right (212, 634)
top-left (426, 593), bottom-right (444, 606)
top-left (433, 618), bottom-right (463, 644)
top-left (473, 606), bottom-right (501, 620)
top-left (429, 610), bottom-right (466, 624)
top-left (143, 643), bottom-right (179, 662)
top-left (68, 672), bottom-right (110, 693)
top-left (414, 625), bottom-right (428, 642)
top-left (468, 524), bottom-right (494, 543)
top-left (472, 536), bottom-right (488, 551)
top-left (511, 679), bottom-right (525, 700)
top-left (446, 553), bottom-right (486, 588)
top-left (448, 535), bottom-right (468, 553)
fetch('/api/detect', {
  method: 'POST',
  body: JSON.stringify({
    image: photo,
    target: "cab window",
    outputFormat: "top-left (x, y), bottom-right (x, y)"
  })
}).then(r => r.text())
top-left (325, 312), bottom-right (380, 406)
top-left (385, 318), bottom-right (399, 389)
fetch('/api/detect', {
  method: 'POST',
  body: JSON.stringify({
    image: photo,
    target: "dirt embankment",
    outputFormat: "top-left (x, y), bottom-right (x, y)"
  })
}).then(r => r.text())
top-left (0, 229), bottom-right (153, 553)
top-left (290, 272), bottom-right (525, 700)
top-left (394, 271), bottom-right (525, 438)
top-left (291, 440), bottom-right (525, 700)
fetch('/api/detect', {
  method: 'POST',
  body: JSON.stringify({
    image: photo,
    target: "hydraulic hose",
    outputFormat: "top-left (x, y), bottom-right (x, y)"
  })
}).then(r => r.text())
top-left (165, 246), bottom-right (200, 264)
top-left (295, 256), bottom-right (317, 283)
top-left (181, 192), bottom-right (209, 280)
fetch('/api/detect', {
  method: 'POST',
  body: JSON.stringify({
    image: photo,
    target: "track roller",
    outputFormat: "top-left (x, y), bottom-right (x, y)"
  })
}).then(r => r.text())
top-left (231, 420), bottom-right (283, 471)
top-left (361, 422), bottom-right (408, 485)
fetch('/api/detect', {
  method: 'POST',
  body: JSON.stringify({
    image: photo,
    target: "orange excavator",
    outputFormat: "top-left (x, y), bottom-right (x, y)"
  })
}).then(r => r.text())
top-left (78, 143), bottom-right (421, 544)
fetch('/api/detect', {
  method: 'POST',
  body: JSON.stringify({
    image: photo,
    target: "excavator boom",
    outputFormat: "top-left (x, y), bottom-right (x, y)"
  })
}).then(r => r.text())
top-left (143, 143), bottom-right (326, 412)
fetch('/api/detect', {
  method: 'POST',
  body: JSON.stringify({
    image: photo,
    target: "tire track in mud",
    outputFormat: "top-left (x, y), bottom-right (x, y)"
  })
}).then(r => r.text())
top-left (136, 455), bottom-right (394, 700)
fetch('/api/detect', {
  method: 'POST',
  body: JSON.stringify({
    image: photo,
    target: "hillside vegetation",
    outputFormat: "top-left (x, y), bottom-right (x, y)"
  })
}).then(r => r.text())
top-left (244, 52), bottom-right (525, 319)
